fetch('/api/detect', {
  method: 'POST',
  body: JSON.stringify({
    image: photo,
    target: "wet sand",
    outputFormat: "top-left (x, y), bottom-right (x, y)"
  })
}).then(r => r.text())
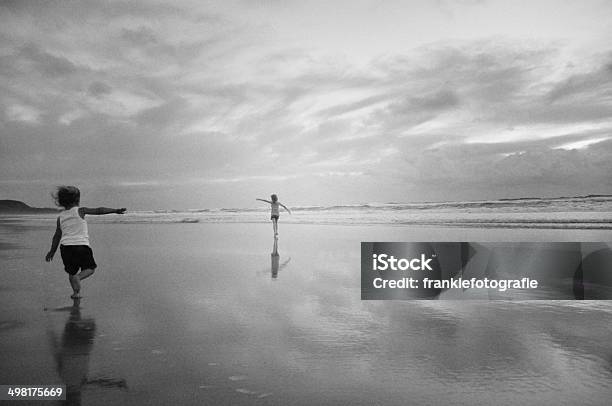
top-left (1, 220), bottom-right (612, 405)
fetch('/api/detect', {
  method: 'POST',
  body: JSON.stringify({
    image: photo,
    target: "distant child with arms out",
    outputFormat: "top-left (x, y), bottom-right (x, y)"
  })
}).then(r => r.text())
top-left (45, 186), bottom-right (126, 298)
top-left (256, 194), bottom-right (291, 237)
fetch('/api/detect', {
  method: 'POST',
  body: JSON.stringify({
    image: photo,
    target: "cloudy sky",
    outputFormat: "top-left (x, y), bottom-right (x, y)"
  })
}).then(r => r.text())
top-left (1, 0), bottom-right (611, 209)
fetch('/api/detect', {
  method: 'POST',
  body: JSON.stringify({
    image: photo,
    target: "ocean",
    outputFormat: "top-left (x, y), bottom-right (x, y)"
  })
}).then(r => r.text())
top-left (7, 195), bottom-right (612, 229)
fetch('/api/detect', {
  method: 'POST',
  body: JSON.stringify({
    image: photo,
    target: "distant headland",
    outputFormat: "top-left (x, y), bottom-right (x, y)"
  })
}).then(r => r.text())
top-left (0, 200), bottom-right (59, 214)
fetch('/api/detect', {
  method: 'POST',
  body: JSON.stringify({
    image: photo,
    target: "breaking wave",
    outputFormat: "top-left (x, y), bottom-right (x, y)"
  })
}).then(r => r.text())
top-left (11, 195), bottom-right (612, 229)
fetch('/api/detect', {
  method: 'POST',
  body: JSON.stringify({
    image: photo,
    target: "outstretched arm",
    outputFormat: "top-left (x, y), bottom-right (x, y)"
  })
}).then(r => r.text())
top-left (79, 207), bottom-right (126, 216)
top-left (45, 218), bottom-right (61, 261)
top-left (256, 198), bottom-right (272, 204)
top-left (280, 203), bottom-right (291, 214)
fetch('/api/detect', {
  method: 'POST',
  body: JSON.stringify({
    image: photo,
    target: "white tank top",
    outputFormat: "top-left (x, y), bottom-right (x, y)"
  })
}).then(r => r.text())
top-left (271, 202), bottom-right (279, 216)
top-left (59, 207), bottom-right (90, 246)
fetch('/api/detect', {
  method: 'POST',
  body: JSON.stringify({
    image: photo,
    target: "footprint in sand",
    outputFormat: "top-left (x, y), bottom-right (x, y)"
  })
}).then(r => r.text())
top-left (0, 321), bottom-right (24, 331)
top-left (151, 349), bottom-right (165, 355)
top-left (228, 375), bottom-right (247, 381)
top-left (207, 362), bottom-right (219, 366)
top-left (198, 385), bottom-right (215, 390)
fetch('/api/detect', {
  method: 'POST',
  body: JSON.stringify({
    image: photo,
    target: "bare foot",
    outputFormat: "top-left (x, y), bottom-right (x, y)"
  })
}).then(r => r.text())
top-left (71, 292), bottom-right (82, 299)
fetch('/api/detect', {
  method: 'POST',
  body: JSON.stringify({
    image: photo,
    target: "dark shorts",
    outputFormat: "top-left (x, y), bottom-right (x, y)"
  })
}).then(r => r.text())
top-left (60, 245), bottom-right (97, 275)
top-left (271, 215), bottom-right (279, 220)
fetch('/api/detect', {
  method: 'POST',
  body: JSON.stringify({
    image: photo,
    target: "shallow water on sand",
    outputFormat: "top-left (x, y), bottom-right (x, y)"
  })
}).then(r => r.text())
top-left (1, 221), bottom-right (611, 405)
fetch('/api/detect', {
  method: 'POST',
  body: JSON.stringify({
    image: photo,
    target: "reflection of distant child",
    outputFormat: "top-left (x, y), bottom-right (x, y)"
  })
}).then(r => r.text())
top-left (270, 238), bottom-right (291, 279)
top-left (256, 194), bottom-right (291, 236)
top-left (45, 186), bottom-right (126, 298)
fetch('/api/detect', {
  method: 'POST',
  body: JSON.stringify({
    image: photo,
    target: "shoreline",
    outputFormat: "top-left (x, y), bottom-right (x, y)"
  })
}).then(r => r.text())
top-left (2, 217), bottom-right (612, 243)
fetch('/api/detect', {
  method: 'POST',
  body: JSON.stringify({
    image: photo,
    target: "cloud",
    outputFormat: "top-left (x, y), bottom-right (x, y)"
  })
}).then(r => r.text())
top-left (18, 43), bottom-right (79, 77)
top-left (5, 104), bottom-right (41, 123)
top-left (0, 1), bottom-right (611, 208)
top-left (390, 137), bottom-right (612, 200)
top-left (88, 82), bottom-right (112, 98)
top-left (556, 136), bottom-right (611, 150)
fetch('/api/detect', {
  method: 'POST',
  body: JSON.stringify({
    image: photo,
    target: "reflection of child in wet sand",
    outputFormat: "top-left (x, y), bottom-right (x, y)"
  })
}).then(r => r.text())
top-left (48, 299), bottom-right (127, 405)
top-left (256, 194), bottom-right (291, 237)
top-left (271, 238), bottom-right (291, 279)
top-left (54, 299), bottom-right (96, 405)
top-left (45, 186), bottom-right (125, 298)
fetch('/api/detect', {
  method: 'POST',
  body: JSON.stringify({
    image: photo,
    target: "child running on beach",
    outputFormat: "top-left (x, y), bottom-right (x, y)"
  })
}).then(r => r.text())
top-left (256, 194), bottom-right (291, 237)
top-left (45, 186), bottom-right (125, 298)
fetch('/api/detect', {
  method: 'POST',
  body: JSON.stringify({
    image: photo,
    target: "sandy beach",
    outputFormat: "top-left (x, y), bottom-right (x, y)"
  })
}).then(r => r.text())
top-left (3, 0), bottom-right (612, 404)
top-left (1, 219), bottom-right (611, 405)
